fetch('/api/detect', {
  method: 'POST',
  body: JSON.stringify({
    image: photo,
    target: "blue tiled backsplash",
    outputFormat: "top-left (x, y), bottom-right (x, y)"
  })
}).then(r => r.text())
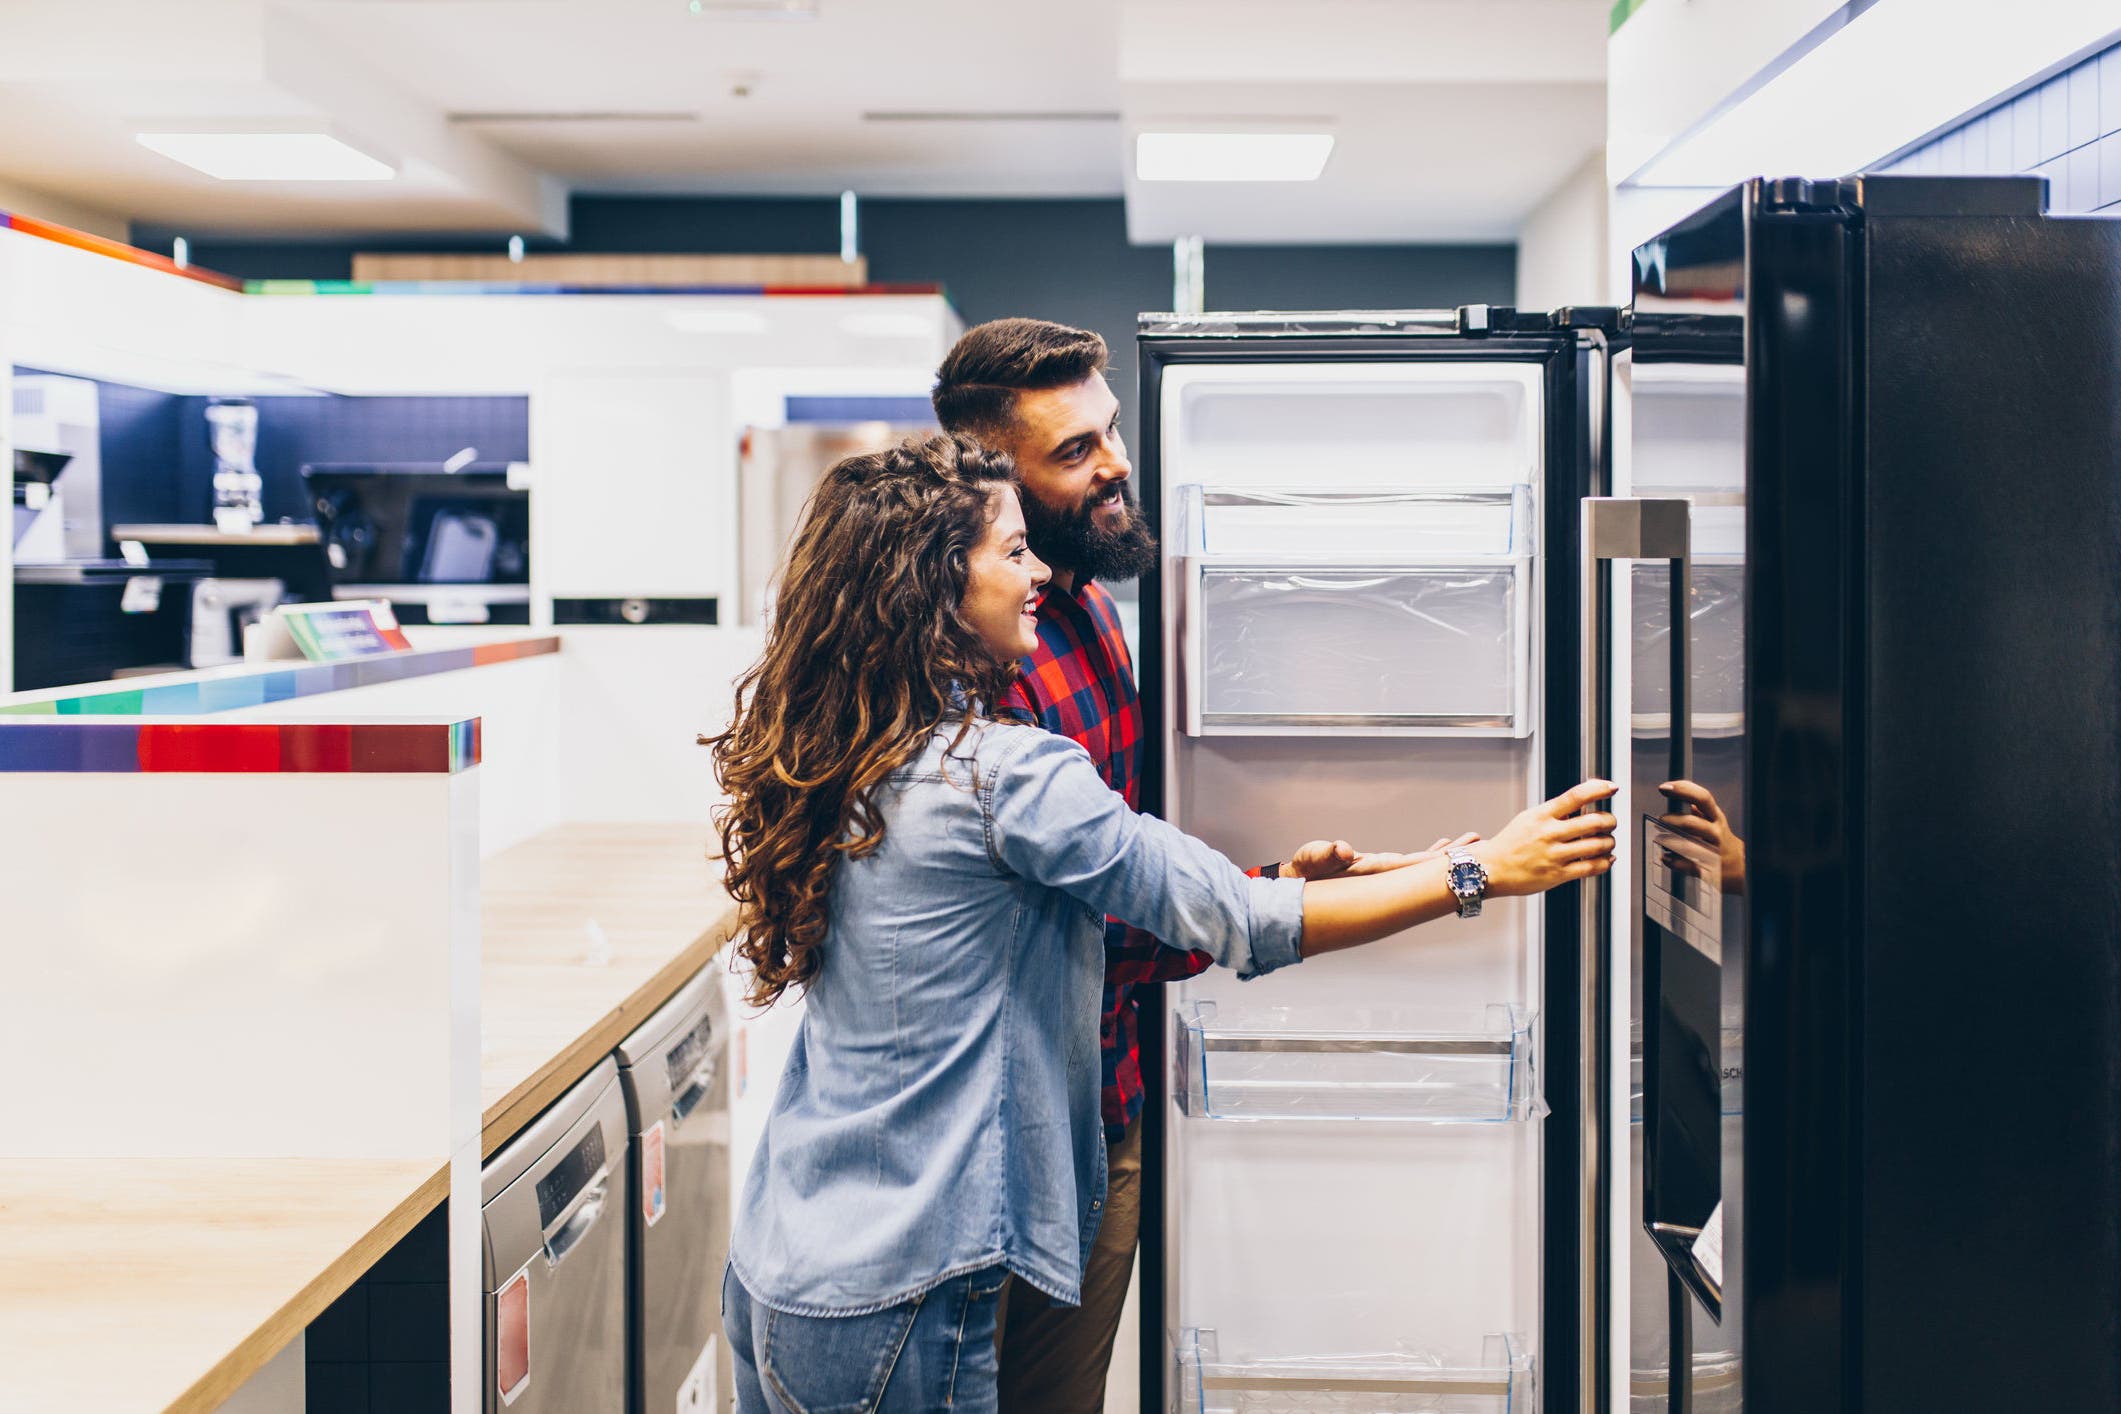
top-left (1885, 39), bottom-right (2121, 214)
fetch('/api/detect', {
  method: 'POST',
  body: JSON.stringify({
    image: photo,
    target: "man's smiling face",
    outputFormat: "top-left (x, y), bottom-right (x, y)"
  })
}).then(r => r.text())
top-left (997, 375), bottom-right (1157, 584)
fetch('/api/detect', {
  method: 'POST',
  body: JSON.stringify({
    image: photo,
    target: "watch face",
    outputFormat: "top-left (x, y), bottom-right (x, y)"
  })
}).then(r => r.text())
top-left (1449, 861), bottom-right (1481, 896)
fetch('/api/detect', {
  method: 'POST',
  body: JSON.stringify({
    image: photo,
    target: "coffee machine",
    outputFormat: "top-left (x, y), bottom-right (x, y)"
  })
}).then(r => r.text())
top-left (11, 373), bottom-right (103, 564)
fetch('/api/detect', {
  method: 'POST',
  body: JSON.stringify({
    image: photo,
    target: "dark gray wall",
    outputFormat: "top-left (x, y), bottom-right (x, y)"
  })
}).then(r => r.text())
top-left (133, 196), bottom-right (1514, 435)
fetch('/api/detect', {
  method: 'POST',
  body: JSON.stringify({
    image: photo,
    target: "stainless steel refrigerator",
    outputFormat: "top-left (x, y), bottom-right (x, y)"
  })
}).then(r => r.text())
top-left (1135, 174), bottom-right (2121, 1414)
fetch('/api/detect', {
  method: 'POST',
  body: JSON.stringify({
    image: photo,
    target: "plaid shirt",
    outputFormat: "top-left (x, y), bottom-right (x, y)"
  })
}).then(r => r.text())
top-left (1003, 578), bottom-right (1241, 1142)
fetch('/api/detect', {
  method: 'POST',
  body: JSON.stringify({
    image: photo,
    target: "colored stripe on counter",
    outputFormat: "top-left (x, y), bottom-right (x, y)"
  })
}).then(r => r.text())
top-left (0, 636), bottom-right (559, 718)
top-left (0, 719), bottom-right (482, 773)
top-left (0, 210), bottom-right (245, 291)
top-left (243, 279), bottom-right (946, 298)
top-left (1609, 0), bottom-right (1649, 33)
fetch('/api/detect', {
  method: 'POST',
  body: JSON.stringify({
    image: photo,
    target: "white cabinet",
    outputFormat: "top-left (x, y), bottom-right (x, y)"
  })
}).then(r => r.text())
top-left (530, 371), bottom-right (733, 605)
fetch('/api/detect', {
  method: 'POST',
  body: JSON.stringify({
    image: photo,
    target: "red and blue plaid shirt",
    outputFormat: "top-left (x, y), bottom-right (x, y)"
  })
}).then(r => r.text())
top-left (1002, 577), bottom-right (1238, 1142)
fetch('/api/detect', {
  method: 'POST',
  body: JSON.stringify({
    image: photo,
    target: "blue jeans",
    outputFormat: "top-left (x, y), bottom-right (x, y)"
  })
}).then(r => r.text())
top-left (723, 1264), bottom-right (1007, 1413)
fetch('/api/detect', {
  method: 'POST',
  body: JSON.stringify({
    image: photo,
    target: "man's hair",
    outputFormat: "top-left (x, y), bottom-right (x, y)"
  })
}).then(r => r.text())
top-left (932, 318), bottom-right (1108, 441)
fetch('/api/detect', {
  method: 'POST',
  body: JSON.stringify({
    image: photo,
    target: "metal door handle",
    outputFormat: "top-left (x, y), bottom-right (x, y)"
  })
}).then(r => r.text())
top-left (1587, 497), bottom-right (1693, 780)
top-left (541, 1167), bottom-right (609, 1267)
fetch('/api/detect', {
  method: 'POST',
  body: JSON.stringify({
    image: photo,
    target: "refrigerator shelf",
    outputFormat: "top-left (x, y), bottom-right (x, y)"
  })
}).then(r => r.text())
top-left (1176, 487), bottom-right (1534, 738)
top-left (1176, 1003), bottom-right (1543, 1124)
top-left (1179, 1329), bottom-right (1534, 1413)
top-left (1178, 485), bottom-right (1535, 562)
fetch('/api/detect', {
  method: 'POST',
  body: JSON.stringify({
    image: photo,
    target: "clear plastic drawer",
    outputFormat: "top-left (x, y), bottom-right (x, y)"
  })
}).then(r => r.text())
top-left (1180, 1329), bottom-right (1534, 1413)
top-left (1175, 1003), bottom-right (1543, 1124)
top-left (1176, 487), bottom-right (1533, 737)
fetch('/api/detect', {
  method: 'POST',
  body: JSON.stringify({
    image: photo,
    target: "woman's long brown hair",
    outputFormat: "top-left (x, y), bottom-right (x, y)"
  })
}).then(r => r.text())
top-left (706, 434), bottom-right (1020, 1007)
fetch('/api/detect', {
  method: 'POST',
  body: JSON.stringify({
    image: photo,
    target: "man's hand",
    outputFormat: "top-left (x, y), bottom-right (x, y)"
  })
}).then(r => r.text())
top-left (1282, 832), bottom-right (1482, 880)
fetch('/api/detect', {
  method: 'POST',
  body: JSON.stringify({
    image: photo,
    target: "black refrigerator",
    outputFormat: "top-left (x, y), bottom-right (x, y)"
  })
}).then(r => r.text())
top-left (1134, 174), bottom-right (2121, 1414)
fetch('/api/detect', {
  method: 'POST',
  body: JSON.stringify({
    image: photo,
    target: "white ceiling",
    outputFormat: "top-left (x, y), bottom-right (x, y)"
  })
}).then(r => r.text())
top-left (0, 0), bottom-right (1606, 243)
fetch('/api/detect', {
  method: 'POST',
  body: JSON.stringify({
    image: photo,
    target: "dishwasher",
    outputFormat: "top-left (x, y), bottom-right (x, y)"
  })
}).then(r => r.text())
top-left (617, 964), bottom-right (732, 1413)
top-left (483, 1055), bottom-right (628, 1413)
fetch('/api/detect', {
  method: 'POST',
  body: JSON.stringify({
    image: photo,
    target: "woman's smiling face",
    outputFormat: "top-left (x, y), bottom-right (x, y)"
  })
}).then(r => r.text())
top-left (961, 484), bottom-right (1051, 660)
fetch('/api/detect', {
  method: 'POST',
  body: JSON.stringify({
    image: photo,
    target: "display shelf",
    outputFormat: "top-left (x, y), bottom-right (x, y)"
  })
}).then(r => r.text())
top-left (1175, 486), bottom-right (1534, 738)
top-left (1175, 1003), bottom-right (1543, 1124)
top-left (1179, 1329), bottom-right (1534, 1413)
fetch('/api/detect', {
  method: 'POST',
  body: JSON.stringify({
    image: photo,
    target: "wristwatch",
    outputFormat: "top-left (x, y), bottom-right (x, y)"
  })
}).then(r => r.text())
top-left (1445, 846), bottom-right (1489, 919)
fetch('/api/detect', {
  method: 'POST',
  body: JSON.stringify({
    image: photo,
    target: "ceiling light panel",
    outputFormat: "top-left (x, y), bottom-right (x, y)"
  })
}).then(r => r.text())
top-left (1135, 132), bottom-right (1335, 182)
top-left (687, 0), bottom-right (818, 18)
top-left (136, 132), bottom-right (395, 182)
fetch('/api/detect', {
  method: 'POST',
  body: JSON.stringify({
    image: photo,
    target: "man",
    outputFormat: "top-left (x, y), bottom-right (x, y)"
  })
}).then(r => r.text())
top-left (933, 318), bottom-right (1455, 1409)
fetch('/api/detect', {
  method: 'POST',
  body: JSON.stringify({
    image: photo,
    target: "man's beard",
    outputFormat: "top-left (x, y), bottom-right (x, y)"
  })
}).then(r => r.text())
top-left (1021, 481), bottom-right (1160, 582)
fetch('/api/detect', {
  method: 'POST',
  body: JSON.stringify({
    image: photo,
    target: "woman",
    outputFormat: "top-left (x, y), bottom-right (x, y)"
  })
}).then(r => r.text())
top-left (710, 434), bottom-right (1614, 1412)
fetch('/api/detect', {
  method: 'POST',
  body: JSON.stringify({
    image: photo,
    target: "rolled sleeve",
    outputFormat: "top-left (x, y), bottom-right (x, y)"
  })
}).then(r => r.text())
top-left (985, 727), bottom-right (1305, 981)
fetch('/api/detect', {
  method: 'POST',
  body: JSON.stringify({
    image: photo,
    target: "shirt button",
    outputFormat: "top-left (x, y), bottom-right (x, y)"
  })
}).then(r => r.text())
top-left (1092, 1199), bottom-right (1103, 1210)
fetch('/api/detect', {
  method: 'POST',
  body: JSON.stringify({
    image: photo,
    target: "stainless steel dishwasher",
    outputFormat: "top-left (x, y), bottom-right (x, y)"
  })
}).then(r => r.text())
top-left (617, 965), bottom-right (732, 1414)
top-left (483, 1055), bottom-right (628, 1413)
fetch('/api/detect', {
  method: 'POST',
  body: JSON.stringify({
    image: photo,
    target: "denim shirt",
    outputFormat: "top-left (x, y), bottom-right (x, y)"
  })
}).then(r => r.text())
top-left (727, 719), bottom-right (1305, 1316)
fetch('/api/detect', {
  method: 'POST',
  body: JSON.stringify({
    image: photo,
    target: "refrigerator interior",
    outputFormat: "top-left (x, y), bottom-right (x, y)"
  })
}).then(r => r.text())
top-left (1157, 358), bottom-right (1548, 1410)
top-left (1614, 356), bottom-right (1746, 1414)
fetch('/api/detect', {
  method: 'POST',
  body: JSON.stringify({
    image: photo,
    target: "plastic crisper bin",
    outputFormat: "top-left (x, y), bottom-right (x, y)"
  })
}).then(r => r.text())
top-left (1176, 1003), bottom-right (1543, 1123)
top-left (1179, 1329), bottom-right (1534, 1414)
top-left (1197, 567), bottom-right (1516, 728)
top-left (1177, 487), bottom-right (1532, 735)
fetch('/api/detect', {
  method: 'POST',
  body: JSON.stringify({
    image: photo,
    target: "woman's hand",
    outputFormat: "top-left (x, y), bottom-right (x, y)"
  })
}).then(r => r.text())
top-left (1657, 779), bottom-right (1746, 895)
top-left (1471, 780), bottom-right (1618, 897)
top-left (1285, 832), bottom-right (1482, 880)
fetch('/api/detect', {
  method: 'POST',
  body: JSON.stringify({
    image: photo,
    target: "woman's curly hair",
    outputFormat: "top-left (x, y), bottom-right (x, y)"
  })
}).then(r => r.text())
top-left (706, 433), bottom-right (1021, 1008)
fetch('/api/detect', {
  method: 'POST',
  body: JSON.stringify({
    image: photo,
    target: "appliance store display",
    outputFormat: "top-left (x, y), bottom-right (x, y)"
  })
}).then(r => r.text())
top-left (482, 1058), bottom-right (629, 1414)
top-left (1136, 174), bottom-right (2121, 1413)
top-left (617, 967), bottom-right (733, 1414)
top-left (305, 461), bottom-right (531, 625)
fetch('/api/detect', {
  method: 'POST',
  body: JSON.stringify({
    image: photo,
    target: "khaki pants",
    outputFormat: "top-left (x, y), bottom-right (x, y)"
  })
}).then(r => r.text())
top-left (995, 1116), bottom-right (1143, 1413)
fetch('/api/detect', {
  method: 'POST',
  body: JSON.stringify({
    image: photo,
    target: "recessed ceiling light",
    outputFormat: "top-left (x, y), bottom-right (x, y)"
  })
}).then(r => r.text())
top-left (1135, 132), bottom-right (1335, 182)
top-left (136, 132), bottom-right (395, 182)
top-left (688, 0), bottom-right (818, 18)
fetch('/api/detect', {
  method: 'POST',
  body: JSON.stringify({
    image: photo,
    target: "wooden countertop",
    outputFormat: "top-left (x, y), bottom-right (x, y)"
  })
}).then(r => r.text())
top-left (0, 1157), bottom-right (445, 1414)
top-left (110, 522), bottom-right (321, 546)
top-left (3, 821), bottom-right (736, 1413)
top-left (479, 821), bottom-right (738, 1154)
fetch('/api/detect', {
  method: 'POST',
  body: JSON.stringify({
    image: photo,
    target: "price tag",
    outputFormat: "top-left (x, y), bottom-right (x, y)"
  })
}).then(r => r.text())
top-left (1693, 1201), bottom-right (1725, 1290)
top-left (642, 1120), bottom-right (667, 1227)
top-left (676, 1336), bottom-right (718, 1414)
top-left (496, 1264), bottom-right (532, 1405)
top-left (120, 576), bottom-right (162, 615)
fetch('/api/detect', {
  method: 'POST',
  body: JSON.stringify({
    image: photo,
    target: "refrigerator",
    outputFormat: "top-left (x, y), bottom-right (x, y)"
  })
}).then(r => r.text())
top-left (1135, 174), bottom-right (2121, 1414)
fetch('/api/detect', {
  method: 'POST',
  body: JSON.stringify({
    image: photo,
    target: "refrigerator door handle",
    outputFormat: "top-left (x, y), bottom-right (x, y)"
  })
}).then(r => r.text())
top-left (1587, 496), bottom-right (1692, 783)
top-left (1582, 495), bottom-right (1693, 1414)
